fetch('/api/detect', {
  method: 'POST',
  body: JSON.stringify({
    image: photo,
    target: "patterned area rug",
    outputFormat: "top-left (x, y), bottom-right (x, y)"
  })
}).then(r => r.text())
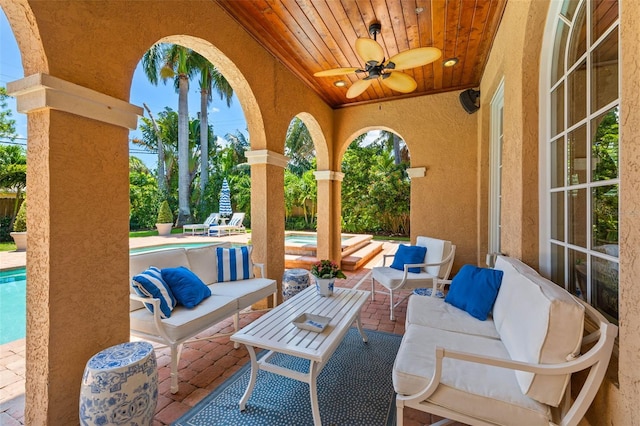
top-left (173, 328), bottom-right (402, 426)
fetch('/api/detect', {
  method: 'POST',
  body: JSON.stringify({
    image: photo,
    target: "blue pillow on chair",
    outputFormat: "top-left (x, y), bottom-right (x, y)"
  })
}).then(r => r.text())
top-left (161, 266), bottom-right (211, 309)
top-left (390, 244), bottom-right (427, 273)
top-left (131, 266), bottom-right (176, 318)
top-left (444, 264), bottom-right (504, 321)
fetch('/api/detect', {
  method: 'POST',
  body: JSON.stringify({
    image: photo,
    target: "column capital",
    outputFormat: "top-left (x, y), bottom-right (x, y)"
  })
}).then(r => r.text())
top-left (407, 167), bottom-right (427, 179)
top-left (314, 170), bottom-right (344, 181)
top-left (6, 73), bottom-right (142, 129)
top-left (245, 149), bottom-right (289, 168)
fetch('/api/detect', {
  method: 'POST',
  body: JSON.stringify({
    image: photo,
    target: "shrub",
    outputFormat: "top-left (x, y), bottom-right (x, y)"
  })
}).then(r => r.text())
top-left (157, 200), bottom-right (173, 224)
top-left (13, 200), bottom-right (26, 232)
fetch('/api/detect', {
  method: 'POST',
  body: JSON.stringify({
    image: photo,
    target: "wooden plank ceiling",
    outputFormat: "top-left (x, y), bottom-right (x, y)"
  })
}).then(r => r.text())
top-left (215, 0), bottom-right (507, 108)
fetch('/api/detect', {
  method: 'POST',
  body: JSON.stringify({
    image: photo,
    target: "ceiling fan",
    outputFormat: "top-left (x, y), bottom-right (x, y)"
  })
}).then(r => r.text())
top-left (314, 22), bottom-right (442, 99)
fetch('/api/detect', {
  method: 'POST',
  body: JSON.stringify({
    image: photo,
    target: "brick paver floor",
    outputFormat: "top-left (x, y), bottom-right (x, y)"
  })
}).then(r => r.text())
top-left (0, 237), bottom-right (460, 426)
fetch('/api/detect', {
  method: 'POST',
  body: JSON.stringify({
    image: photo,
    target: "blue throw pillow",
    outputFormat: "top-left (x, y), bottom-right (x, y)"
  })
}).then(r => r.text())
top-left (217, 246), bottom-right (254, 282)
top-left (131, 266), bottom-right (176, 318)
top-left (444, 264), bottom-right (504, 321)
top-left (390, 244), bottom-right (427, 273)
top-left (161, 266), bottom-right (211, 309)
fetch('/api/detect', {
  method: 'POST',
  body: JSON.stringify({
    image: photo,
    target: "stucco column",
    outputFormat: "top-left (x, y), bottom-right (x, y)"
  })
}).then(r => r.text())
top-left (314, 170), bottom-right (344, 263)
top-left (246, 149), bottom-right (287, 305)
top-left (8, 74), bottom-right (141, 425)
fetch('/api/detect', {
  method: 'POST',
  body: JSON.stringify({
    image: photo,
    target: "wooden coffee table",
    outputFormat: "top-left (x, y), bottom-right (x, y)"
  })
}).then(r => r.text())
top-left (230, 285), bottom-right (370, 426)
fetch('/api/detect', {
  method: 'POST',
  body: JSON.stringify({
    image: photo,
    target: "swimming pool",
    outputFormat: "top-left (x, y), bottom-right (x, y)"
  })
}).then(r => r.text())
top-left (0, 268), bottom-right (26, 345)
top-left (0, 242), bottom-right (228, 345)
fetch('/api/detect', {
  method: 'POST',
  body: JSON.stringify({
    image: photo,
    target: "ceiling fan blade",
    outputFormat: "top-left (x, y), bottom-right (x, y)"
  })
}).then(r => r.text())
top-left (355, 38), bottom-right (384, 64)
top-left (313, 67), bottom-right (360, 77)
top-left (346, 79), bottom-right (373, 99)
top-left (386, 47), bottom-right (442, 71)
top-left (382, 72), bottom-right (417, 93)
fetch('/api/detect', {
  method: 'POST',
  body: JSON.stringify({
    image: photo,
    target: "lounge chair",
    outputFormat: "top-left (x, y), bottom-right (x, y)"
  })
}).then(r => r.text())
top-left (182, 213), bottom-right (219, 235)
top-left (371, 236), bottom-right (456, 320)
top-left (208, 212), bottom-right (246, 237)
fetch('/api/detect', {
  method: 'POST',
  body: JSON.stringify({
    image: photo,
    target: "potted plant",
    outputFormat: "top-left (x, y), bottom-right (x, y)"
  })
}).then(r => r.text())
top-left (156, 200), bottom-right (173, 236)
top-left (310, 259), bottom-right (346, 297)
top-left (10, 200), bottom-right (27, 251)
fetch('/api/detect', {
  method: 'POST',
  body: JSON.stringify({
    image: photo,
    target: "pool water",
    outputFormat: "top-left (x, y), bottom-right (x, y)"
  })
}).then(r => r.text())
top-left (0, 242), bottom-right (229, 345)
top-left (0, 268), bottom-right (26, 345)
top-left (284, 234), bottom-right (349, 245)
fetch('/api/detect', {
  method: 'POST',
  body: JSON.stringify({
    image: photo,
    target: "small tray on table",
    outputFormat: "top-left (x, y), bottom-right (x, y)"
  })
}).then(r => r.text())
top-left (292, 313), bottom-right (331, 332)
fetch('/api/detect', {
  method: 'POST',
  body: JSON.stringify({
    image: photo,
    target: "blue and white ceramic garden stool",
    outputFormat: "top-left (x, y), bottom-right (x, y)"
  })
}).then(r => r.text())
top-left (79, 341), bottom-right (158, 426)
top-left (282, 268), bottom-right (311, 301)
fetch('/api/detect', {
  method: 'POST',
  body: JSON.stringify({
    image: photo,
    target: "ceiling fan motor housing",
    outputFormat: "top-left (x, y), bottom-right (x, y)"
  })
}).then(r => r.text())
top-left (369, 22), bottom-right (382, 38)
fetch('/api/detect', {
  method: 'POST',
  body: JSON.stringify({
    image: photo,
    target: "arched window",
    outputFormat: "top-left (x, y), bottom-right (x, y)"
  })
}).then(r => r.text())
top-left (544, 0), bottom-right (619, 323)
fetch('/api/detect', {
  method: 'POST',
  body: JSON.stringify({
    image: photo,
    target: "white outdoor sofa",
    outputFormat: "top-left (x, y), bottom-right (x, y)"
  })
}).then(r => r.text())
top-left (394, 255), bottom-right (618, 426)
top-left (129, 244), bottom-right (277, 393)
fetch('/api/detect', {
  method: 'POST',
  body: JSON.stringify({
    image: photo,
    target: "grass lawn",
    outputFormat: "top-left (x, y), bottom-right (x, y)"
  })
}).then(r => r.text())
top-left (0, 242), bottom-right (17, 252)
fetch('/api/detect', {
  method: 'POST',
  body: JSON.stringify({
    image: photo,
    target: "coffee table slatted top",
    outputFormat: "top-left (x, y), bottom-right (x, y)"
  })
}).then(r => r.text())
top-left (231, 286), bottom-right (370, 363)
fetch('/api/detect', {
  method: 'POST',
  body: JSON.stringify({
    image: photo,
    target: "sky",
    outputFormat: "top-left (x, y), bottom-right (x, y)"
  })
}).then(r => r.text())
top-left (0, 8), bottom-right (248, 170)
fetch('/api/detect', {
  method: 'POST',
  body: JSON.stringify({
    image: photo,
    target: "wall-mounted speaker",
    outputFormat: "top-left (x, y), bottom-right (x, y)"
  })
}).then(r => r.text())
top-left (459, 89), bottom-right (480, 114)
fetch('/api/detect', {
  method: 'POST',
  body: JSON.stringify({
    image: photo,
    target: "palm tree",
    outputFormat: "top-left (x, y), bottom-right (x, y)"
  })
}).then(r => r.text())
top-left (142, 43), bottom-right (200, 225)
top-left (193, 54), bottom-right (233, 207)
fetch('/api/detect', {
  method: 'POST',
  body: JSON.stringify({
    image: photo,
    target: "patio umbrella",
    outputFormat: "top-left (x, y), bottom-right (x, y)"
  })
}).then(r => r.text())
top-left (219, 178), bottom-right (233, 217)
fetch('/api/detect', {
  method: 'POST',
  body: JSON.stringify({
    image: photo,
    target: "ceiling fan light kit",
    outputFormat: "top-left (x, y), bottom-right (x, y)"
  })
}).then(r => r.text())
top-left (314, 21), bottom-right (442, 99)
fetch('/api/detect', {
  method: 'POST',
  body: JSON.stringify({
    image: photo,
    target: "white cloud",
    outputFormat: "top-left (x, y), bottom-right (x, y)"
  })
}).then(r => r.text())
top-left (210, 107), bottom-right (220, 113)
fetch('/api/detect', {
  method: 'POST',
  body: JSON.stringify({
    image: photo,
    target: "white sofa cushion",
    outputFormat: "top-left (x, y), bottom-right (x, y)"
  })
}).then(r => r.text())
top-left (393, 324), bottom-right (551, 425)
top-left (186, 245), bottom-right (219, 285)
top-left (129, 248), bottom-right (191, 311)
top-left (493, 256), bottom-right (584, 406)
top-left (130, 293), bottom-right (237, 342)
top-left (210, 278), bottom-right (277, 309)
top-left (406, 295), bottom-right (500, 339)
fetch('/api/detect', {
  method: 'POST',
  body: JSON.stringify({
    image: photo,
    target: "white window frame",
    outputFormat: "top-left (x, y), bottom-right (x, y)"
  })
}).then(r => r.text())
top-left (489, 79), bottom-right (505, 256)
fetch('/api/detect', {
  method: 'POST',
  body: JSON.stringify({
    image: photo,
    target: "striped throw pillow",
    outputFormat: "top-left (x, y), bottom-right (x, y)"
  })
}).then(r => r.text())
top-left (216, 246), bottom-right (254, 282)
top-left (131, 266), bottom-right (176, 318)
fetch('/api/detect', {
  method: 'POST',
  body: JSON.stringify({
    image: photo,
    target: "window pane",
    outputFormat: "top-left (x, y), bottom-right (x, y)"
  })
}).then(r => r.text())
top-left (550, 83), bottom-right (565, 137)
top-left (551, 137), bottom-right (565, 188)
top-left (591, 0), bottom-right (618, 43)
top-left (570, 249), bottom-right (587, 300)
top-left (551, 20), bottom-right (569, 85)
top-left (592, 256), bottom-right (618, 322)
top-left (568, 5), bottom-right (586, 67)
top-left (550, 243), bottom-right (566, 285)
top-left (568, 188), bottom-right (587, 248)
top-left (568, 60), bottom-right (587, 127)
top-left (591, 28), bottom-right (618, 112)
top-left (567, 125), bottom-right (587, 185)
top-left (591, 107), bottom-right (619, 181)
top-left (592, 184), bottom-right (618, 247)
top-left (551, 191), bottom-right (565, 241)
top-left (561, 0), bottom-right (580, 21)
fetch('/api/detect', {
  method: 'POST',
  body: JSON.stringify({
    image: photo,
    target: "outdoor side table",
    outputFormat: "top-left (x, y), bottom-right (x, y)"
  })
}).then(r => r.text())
top-left (79, 341), bottom-right (158, 426)
top-left (282, 268), bottom-right (310, 301)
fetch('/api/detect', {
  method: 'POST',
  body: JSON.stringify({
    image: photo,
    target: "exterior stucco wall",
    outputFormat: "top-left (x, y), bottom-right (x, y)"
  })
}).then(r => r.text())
top-left (479, 0), bottom-right (544, 268)
top-left (334, 92), bottom-right (478, 270)
top-left (619, 0), bottom-right (640, 423)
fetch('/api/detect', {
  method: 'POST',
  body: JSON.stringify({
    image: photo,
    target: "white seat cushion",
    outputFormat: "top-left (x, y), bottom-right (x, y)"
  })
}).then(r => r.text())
top-left (493, 256), bottom-right (584, 406)
top-left (406, 295), bottom-right (500, 339)
top-left (210, 278), bottom-right (277, 309)
top-left (393, 324), bottom-right (551, 425)
top-left (130, 294), bottom-right (237, 343)
top-left (372, 267), bottom-right (436, 290)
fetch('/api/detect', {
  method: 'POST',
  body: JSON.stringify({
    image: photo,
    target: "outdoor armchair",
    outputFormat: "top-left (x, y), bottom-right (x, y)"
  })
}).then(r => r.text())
top-left (371, 236), bottom-right (456, 320)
